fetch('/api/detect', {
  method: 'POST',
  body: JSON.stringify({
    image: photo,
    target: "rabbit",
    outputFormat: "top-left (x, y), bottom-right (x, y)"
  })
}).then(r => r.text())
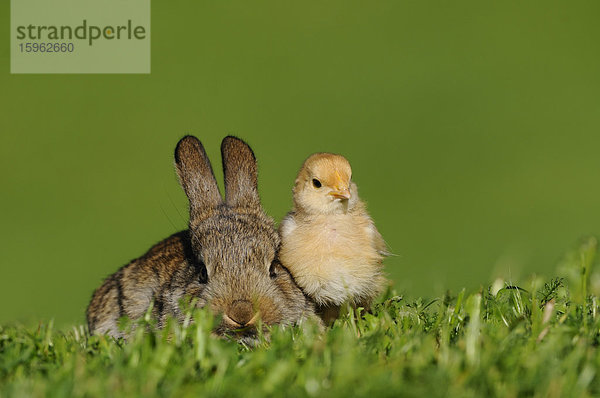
top-left (87, 136), bottom-right (317, 344)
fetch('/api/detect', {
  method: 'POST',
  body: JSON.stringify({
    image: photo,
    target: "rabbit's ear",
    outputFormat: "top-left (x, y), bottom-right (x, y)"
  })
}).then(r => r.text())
top-left (175, 136), bottom-right (222, 218)
top-left (221, 136), bottom-right (260, 209)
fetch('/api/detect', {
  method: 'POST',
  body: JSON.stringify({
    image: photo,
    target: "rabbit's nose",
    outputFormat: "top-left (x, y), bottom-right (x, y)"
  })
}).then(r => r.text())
top-left (227, 300), bottom-right (254, 327)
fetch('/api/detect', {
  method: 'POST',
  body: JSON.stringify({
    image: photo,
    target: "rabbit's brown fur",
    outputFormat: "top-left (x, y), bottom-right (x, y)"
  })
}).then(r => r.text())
top-left (87, 136), bottom-right (316, 344)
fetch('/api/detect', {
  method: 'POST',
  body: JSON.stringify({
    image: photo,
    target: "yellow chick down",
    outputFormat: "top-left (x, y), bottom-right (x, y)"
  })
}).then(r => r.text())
top-left (279, 153), bottom-right (388, 320)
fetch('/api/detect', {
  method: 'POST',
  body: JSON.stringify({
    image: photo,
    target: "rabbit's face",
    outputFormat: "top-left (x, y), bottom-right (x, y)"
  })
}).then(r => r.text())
top-left (175, 136), bottom-right (313, 345)
top-left (191, 209), bottom-right (308, 344)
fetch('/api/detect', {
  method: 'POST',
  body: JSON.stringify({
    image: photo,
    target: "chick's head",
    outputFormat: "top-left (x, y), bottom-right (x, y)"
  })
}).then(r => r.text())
top-left (293, 153), bottom-right (358, 214)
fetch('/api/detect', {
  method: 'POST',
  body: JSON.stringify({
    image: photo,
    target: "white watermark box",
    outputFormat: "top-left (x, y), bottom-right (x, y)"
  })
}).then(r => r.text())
top-left (11, 0), bottom-right (150, 74)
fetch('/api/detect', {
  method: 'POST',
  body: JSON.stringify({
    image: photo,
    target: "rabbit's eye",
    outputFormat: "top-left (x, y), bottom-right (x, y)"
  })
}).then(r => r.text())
top-left (312, 178), bottom-right (322, 188)
top-left (198, 263), bottom-right (208, 283)
top-left (269, 262), bottom-right (278, 279)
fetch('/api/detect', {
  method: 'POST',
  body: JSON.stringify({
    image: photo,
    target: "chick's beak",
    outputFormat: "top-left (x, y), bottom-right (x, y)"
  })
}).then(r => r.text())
top-left (329, 187), bottom-right (351, 200)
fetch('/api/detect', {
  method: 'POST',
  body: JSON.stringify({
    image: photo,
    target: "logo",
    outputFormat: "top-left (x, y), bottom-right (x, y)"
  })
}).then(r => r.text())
top-left (11, 0), bottom-right (151, 74)
top-left (16, 20), bottom-right (147, 46)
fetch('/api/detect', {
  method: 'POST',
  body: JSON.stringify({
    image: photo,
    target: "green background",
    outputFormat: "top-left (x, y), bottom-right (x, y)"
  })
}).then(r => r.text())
top-left (1, 1), bottom-right (600, 326)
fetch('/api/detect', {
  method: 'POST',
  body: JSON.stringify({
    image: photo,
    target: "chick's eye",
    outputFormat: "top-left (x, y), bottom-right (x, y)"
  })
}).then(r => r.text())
top-left (312, 178), bottom-right (322, 188)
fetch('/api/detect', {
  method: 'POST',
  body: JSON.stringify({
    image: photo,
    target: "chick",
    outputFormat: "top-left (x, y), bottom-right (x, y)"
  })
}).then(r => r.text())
top-left (279, 153), bottom-right (388, 323)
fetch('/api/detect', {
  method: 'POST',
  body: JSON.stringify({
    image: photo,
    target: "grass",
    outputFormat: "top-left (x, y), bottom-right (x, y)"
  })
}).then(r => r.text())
top-left (2, 238), bottom-right (600, 397)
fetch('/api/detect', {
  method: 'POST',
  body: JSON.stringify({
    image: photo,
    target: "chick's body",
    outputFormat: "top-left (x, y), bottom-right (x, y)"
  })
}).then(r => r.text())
top-left (279, 153), bottom-right (388, 319)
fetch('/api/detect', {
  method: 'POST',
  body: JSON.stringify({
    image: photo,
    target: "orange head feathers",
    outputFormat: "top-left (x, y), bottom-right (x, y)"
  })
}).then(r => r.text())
top-left (292, 153), bottom-right (358, 215)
